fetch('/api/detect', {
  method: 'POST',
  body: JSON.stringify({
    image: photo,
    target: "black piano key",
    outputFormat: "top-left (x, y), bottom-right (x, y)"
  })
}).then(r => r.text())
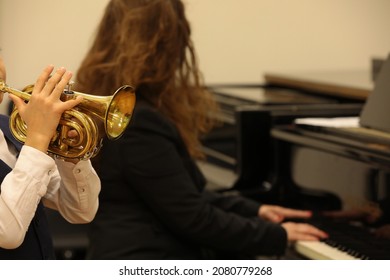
top-left (307, 219), bottom-right (390, 260)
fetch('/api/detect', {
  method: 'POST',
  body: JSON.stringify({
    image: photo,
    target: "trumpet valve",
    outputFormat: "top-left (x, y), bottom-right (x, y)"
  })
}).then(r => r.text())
top-left (58, 125), bottom-right (70, 152)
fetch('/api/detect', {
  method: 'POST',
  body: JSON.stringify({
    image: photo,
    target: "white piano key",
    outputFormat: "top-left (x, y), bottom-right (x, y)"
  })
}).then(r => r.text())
top-left (294, 241), bottom-right (360, 260)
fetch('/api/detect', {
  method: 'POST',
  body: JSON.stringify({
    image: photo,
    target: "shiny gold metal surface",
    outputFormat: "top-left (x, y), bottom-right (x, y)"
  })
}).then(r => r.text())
top-left (0, 79), bottom-right (136, 159)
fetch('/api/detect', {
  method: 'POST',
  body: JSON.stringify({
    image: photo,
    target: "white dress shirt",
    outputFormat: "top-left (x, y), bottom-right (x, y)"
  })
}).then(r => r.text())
top-left (0, 130), bottom-right (101, 249)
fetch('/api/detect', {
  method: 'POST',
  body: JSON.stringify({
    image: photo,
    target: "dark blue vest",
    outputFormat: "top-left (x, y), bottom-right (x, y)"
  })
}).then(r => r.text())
top-left (0, 115), bottom-right (55, 259)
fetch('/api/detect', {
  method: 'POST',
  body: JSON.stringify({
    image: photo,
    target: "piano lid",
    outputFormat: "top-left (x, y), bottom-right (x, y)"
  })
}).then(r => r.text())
top-left (264, 70), bottom-right (373, 101)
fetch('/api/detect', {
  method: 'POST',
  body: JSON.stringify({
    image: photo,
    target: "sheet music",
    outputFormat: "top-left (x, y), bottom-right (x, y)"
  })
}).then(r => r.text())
top-left (294, 116), bottom-right (360, 128)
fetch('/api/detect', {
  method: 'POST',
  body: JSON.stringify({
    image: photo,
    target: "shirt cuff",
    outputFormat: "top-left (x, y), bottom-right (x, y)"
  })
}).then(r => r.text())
top-left (15, 145), bottom-right (55, 185)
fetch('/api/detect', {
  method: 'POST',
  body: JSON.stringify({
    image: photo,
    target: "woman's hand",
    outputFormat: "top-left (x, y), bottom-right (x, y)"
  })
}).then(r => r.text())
top-left (258, 204), bottom-right (312, 223)
top-left (9, 65), bottom-right (83, 153)
top-left (282, 222), bottom-right (328, 241)
top-left (322, 202), bottom-right (382, 224)
top-left (375, 224), bottom-right (390, 239)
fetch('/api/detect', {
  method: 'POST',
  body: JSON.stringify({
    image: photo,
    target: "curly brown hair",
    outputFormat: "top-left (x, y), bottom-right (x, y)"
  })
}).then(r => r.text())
top-left (75, 0), bottom-right (219, 159)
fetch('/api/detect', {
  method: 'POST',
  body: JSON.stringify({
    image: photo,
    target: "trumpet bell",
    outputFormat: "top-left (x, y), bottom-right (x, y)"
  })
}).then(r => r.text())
top-left (105, 85), bottom-right (136, 140)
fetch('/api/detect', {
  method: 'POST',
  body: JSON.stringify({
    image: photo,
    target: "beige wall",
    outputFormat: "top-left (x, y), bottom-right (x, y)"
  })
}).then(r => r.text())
top-left (1, 0), bottom-right (390, 113)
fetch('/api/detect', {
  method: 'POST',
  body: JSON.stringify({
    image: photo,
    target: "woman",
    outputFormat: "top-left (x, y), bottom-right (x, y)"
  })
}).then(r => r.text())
top-left (76, 0), bottom-right (327, 259)
top-left (0, 56), bottom-right (101, 259)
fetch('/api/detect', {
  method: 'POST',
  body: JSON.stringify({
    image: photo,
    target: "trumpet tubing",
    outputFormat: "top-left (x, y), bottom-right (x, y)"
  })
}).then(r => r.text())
top-left (0, 79), bottom-right (136, 160)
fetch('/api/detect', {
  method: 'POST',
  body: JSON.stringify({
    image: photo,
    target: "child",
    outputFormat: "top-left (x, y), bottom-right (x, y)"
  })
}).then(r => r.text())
top-left (0, 56), bottom-right (100, 259)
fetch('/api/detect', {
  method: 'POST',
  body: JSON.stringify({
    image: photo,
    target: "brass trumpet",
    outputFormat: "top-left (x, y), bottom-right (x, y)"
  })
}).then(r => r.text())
top-left (0, 79), bottom-right (136, 160)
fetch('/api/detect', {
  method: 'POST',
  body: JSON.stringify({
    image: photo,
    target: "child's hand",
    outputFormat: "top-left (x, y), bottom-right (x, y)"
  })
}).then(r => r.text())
top-left (9, 65), bottom-right (83, 153)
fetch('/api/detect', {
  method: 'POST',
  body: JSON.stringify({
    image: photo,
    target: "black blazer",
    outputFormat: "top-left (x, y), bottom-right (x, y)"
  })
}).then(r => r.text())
top-left (88, 101), bottom-right (287, 259)
top-left (0, 115), bottom-right (55, 260)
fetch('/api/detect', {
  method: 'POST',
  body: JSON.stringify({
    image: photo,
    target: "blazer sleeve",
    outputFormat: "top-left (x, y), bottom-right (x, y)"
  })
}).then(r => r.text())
top-left (118, 105), bottom-right (287, 256)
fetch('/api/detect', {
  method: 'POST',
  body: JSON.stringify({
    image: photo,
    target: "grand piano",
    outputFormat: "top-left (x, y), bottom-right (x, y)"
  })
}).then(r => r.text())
top-left (201, 70), bottom-right (370, 196)
top-left (201, 68), bottom-right (390, 259)
top-left (199, 84), bottom-right (361, 192)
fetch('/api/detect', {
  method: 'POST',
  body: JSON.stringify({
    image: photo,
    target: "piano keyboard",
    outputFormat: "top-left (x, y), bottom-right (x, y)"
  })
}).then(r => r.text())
top-left (295, 241), bottom-right (360, 260)
top-left (292, 219), bottom-right (390, 260)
